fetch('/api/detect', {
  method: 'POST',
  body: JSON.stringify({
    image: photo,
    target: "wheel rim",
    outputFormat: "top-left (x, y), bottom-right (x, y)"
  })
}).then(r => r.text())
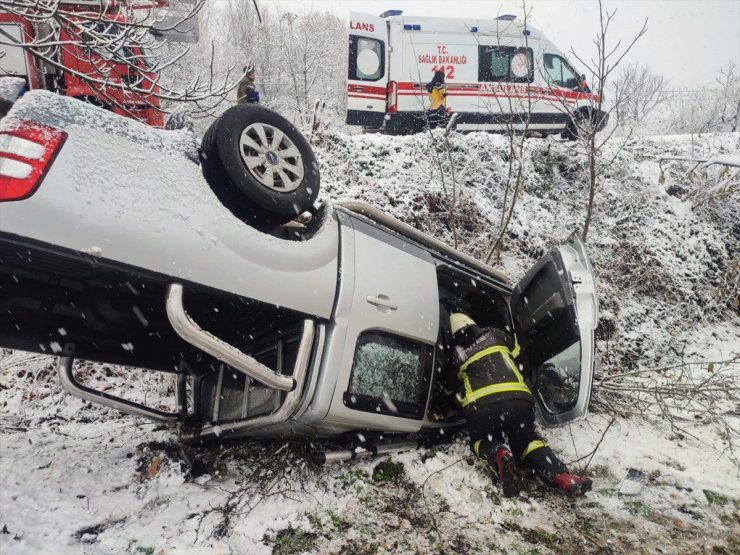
top-left (238, 123), bottom-right (305, 193)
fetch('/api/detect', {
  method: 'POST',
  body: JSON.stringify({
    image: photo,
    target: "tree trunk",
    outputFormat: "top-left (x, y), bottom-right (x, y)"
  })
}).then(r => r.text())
top-left (582, 136), bottom-right (597, 241)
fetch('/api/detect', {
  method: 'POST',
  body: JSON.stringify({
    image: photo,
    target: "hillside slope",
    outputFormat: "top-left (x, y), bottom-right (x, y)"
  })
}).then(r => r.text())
top-left (1, 130), bottom-right (738, 554)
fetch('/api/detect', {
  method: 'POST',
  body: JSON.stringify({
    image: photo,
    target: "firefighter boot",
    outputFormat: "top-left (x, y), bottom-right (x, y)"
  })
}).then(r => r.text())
top-left (553, 472), bottom-right (593, 497)
top-left (495, 447), bottom-right (520, 498)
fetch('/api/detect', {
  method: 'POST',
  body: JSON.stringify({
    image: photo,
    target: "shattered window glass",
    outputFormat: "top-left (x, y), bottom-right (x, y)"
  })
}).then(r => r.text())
top-left (348, 333), bottom-right (423, 405)
top-left (536, 340), bottom-right (581, 413)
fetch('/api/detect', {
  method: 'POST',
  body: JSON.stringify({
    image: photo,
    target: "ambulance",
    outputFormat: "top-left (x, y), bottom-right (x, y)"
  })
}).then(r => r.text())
top-left (347, 10), bottom-right (607, 136)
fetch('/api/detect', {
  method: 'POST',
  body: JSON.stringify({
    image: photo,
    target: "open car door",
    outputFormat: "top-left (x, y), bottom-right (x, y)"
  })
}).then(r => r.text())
top-left (510, 233), bottom-right (598, 426)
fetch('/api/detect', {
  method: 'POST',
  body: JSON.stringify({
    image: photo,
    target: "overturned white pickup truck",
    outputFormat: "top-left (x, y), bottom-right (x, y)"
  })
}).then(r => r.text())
top-left (0, 91), bottom-right (598, 454)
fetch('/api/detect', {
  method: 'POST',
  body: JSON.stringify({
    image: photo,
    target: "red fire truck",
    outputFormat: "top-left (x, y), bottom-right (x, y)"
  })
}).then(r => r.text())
top-left (0, 0), bottom-right (169, 127)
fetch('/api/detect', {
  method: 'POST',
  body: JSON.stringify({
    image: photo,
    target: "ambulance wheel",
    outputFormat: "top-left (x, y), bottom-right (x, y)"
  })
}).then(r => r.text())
top-left (561, 118), bottom-right (579, 141)
top-left (200, 104), bottom-right (320, 225)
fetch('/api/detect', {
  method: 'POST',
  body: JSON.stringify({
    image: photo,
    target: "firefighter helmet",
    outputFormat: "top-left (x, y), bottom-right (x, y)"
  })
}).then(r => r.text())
top-left (450, 312), bottom-right (476, 335)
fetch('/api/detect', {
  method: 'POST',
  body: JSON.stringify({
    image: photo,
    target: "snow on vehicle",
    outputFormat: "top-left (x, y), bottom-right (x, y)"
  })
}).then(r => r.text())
top-left (0, 91), bottom-right (598, 452)
top-left (347, 10), bottom-right (608, 137)
top-left (0, 0), bottom-right (170, 127)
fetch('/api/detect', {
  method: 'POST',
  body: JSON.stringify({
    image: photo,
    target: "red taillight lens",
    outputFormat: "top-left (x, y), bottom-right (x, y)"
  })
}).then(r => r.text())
top-left (387, 80), bottom-right (398, 114)
top-left (0, 119), bottom-right (67, 202)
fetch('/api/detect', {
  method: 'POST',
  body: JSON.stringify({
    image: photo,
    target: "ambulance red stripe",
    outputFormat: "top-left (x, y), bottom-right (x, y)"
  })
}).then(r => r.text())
top-left (347, 84), bottom-right (387, 96)
top-left (348, 94), bottom-right (387, 101)
top-left (394, 81), bottom-right (598, 103)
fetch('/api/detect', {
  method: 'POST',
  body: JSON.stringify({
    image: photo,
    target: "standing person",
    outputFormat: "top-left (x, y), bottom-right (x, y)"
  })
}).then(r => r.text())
top-left (425, 69), bottom-right (447, 128)
top-left (449, 311), bottom-right (593, 498)
top-left (237, 63), bottom-right (260, 104)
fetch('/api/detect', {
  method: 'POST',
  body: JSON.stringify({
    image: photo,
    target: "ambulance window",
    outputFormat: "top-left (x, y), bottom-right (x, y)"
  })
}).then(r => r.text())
top-left (349, 35), bottom-right (385, 81)
top-left (544, 54), bottom-right (579, 89)
top-left (343, 332), bottom-right (430, 419)
top-left (479, 46), bottom-right (533, 83)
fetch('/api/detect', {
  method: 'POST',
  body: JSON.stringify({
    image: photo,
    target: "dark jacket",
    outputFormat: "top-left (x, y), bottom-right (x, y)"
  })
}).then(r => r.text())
top-left (453, 326), bottom-right (533, 408)
top-left (237, 76), bottom-right (260, 104)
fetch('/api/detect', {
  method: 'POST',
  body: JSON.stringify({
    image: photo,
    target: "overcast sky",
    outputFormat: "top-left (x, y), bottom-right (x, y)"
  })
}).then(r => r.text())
top-left (267, 0), bottom-right (740, 88)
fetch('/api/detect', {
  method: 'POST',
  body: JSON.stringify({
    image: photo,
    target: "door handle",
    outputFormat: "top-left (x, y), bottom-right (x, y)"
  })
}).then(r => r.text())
top-left (354, 86), bottom-right (365, 92)
top-left (366, 294), bottom-right (397, 311)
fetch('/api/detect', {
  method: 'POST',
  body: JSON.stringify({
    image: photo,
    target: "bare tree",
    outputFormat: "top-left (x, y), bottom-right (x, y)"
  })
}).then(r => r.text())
top-left (483, 3), bottom-right (535, 265)
top-left (274, 10), bottom-right (346, 127)
top-left (223, 2), bottom-right (346, 128)
top-left (610, 62), bottom-right (668, 128)
top-left (0, 0), bottom-right (241, 119)
top-left (410, 2), bottom-right (537, 260)
top-left (715, 62), bottom-right (740, 132)
top-left (667, 62), bottom-right (740, 135)
top-left (547, 0), bottom-right (647, 240)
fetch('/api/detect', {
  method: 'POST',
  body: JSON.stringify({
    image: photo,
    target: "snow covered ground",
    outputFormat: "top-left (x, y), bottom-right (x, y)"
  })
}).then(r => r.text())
top-left (1, 127), bottom-right (738, 554)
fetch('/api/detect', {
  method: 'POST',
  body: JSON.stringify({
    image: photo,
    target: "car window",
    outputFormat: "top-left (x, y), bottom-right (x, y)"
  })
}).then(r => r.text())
top-left (348, 35), bottom-right (385, 81)
top-left (535, 341), bottom-right (580, 414)
top-left (478, 46), bottom-right (534, 83)
top-left (345, 332), bottom-right (427, 419)
top-left (543, 53), bottom-right (579, 89)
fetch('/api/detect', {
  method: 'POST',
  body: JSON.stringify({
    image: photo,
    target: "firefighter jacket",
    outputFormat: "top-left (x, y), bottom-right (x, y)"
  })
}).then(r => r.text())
top-left (455, 327), bottom-right (533, 408)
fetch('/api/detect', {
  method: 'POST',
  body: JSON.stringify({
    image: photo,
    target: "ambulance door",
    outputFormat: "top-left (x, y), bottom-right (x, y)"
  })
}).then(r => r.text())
top-left (509, 233), bottom-right (599, 426)
top-left (347, 12), bottom-right (389, 128)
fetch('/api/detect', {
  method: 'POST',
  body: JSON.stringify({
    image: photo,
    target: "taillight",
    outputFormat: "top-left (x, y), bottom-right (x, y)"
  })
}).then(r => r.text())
top-left (387, 80), bottom-right (398, 114)
top-left (0, 119), bottom-right (67, 202)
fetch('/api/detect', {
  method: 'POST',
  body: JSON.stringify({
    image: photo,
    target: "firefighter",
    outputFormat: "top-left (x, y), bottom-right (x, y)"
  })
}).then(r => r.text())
top-left (425, 69), bottom-right (447, 128)
top-left (449, 312), bottom-right (593, 497)
top-left (237, 63), bottom-right (260, 104)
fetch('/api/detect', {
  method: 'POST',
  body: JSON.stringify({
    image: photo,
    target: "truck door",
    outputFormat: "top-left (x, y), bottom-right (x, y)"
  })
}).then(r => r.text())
top-left (324, 215), bottom-right (439, 432)
top-left (347, 12), bottom-right (388, 128)
top-left (510, 233), bottom-right (598, 426)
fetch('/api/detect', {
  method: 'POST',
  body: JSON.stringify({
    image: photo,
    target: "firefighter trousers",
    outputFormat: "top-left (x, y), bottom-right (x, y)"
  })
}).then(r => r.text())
top-left (466, 399), bottom-right (567, 484)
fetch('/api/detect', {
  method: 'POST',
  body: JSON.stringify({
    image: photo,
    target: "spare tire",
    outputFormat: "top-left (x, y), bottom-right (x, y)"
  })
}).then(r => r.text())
top-left (200, 105), bottom-right (320, 225)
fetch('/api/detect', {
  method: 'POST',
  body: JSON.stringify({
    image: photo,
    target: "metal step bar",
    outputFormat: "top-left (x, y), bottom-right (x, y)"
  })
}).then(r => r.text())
top-left (165, 283), bottom-right (295, 392)
top-left (165, 282), bottom-right (316, 441)
top-left (57, 356), bottom-right (181, 423)
top-left (182, 318), bottom-right (316, 441)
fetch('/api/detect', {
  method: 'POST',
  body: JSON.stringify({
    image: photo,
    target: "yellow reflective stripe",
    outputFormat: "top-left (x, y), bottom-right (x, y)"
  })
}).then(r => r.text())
top-left (458, 370), bottom-right (474, 399)
top-left (473, 440), bottom-right (498, 477)
top-left (459, 345), bottom-right (512, 373)
top-left (511, 340), bottom-right (521, 359)
top-left (521, 440), bottom-right (546, 461)
top-left (460, 382), bottom-right (532, 407)
top-left (504, 355), bottom-right (525, 384)
top-left (459, 345), bottom-right (525, 384)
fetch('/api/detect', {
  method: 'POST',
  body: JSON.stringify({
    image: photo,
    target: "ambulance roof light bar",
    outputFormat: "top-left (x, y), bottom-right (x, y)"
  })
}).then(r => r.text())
top-left (380, 10), bottom-right (403, 18)
top-left (495, 15), bottom-right (517, 21)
